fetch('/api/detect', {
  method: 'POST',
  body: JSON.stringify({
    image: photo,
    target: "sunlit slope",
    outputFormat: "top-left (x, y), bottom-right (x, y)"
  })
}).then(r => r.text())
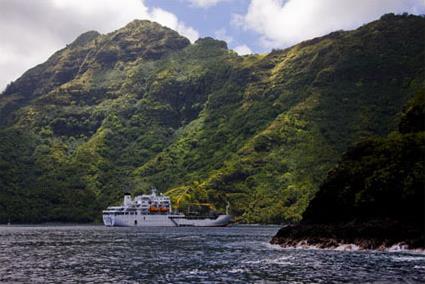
top-left (0, 14), bottom-right (423, 223)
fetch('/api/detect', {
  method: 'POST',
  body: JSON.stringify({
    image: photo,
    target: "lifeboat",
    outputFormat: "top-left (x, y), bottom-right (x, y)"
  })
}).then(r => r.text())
top-left (149, 206), bottom-right (159, 213)
top-left (159, 207), bottom-right (169, 213)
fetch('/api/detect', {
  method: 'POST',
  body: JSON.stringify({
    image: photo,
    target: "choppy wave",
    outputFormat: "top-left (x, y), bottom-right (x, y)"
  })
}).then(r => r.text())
top-left (0, 225), bottom-right (424, 283)
top-left (273, 240), bottom-right (425, 254)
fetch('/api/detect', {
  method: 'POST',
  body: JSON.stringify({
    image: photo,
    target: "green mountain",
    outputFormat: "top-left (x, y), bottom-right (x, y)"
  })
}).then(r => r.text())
top-left (303, 91), bottom-right (424, 225)
top-left (271, 92), bottom-right (424, 249)
top-left (0, 14), bottom-right (424, 223)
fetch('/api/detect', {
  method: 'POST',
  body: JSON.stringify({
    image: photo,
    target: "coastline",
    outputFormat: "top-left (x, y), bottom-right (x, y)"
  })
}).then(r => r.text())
top-left (270, 220), bottom-right (425, 252)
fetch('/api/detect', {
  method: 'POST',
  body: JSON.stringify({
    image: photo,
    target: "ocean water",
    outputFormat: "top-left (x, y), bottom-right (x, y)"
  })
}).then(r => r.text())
top-left (0, 225), bottom-right (424, 283)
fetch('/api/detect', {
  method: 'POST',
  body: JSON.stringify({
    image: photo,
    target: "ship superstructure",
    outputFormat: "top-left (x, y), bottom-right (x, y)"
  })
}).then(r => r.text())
top-left (102, 188), bottom-right (231, 227)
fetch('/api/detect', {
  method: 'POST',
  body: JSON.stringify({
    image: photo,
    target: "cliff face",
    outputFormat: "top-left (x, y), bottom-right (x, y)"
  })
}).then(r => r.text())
top-left (0, 14), bottom-right (424, 223)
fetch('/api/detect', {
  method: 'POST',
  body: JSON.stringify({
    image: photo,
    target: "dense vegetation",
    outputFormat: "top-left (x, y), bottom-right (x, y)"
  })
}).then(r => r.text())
top-left (0, 14), bottom-right (424, 223)
top-left (303, 91), bottom-right (425, 225)
top-left (271, 92), bottom-right (424, 249)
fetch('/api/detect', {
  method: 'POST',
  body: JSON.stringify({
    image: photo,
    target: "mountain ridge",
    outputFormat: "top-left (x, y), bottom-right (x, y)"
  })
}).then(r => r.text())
top-left (0, 14), bottom-right (424, 223)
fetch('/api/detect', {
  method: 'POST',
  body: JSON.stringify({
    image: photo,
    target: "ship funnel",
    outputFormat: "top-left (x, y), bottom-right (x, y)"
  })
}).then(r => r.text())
top-left (123, 193), bottom-right (132, 207)
top-left (150, 186), bottom-right (157, 196)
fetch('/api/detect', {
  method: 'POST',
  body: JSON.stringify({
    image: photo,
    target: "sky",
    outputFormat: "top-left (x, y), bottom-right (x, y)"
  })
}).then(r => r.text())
top-left (1, 0), bottom-right (424, 91)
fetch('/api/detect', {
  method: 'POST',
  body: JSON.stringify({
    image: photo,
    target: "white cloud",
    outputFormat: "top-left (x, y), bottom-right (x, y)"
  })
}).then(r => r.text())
top-left (235, 0), bottom-right (425, 48)
top-left (186, 0), bottom-right (228, 8)
top-left (150, 8), bottom-right (199, 42)
top-left (0, 0), bottom-right (199, 91)
top-left (214, 28), bottom-right (234, 44)
top-left (233, 44), bottom-right (253, 55)
top-left (215, 28), bottom-right (254, 55)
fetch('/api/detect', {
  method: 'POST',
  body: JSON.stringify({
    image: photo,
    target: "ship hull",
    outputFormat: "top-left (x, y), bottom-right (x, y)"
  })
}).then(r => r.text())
top-left (103, 214), bottom-right (231, 227)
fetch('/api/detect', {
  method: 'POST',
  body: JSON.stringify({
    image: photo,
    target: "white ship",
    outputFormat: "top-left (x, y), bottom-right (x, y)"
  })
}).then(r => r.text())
top-left (102, 188), bottom-right (231, 227)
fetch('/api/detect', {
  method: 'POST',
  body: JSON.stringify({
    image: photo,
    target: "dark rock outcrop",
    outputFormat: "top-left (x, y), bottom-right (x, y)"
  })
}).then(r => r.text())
top-left (271, 220), bottom-right (424, 250)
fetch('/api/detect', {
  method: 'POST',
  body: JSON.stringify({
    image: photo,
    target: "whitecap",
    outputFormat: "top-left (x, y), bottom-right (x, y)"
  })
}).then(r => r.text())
top-left (244, 255), bottom-right (294, 266)
top-left (387, 243), bottom-right (410, 252)
top-left (391, 256), bottom-right (425, 262)
top-left (335, 244), bottom-right (360, 251)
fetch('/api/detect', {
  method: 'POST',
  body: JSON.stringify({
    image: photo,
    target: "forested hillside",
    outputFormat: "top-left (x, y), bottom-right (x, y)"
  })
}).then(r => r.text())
top-left (0, 14), bottom-right (424, 223)
top-left (271, 92), bottom-right (424, 250)
top-left (303, 91), bottom-right (424, 225)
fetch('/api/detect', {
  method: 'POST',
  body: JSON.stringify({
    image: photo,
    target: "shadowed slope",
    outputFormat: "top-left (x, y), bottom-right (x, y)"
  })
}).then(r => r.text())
top-left (0, 14), bottom-right (424, 223)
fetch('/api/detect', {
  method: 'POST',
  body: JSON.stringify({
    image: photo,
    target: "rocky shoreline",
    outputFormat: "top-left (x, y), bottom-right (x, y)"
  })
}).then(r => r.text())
top-left (271, 220), bottom-right (425, 251)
